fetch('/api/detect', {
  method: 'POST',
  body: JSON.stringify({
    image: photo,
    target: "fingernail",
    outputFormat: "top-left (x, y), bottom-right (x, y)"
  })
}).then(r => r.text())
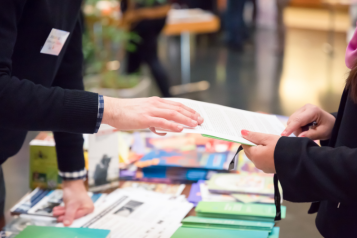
top-left (298, 134), bottom-right (305, 138)
top-left (177, 125), bottom-right (183, 131)
top-left (64, 220), bottom-right (70, 226)
top-left (281, 130), bottom-right (286, 136)
top-left (198, 116), bottom-right (203, 122)
top-left (241, 130), bottom-right (249, 136)
top-left (192, 120), bottom-right (198, 126)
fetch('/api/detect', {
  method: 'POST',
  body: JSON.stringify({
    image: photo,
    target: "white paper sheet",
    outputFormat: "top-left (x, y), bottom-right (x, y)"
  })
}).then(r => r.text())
top-left (163, 98), bottom-right (286, 146)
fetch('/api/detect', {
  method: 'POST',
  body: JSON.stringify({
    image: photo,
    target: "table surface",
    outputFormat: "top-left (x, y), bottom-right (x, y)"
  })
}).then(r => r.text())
top-left (163, 16), bottom-right (220, 35)
top-left (85, 13), bottom-right (220, 36)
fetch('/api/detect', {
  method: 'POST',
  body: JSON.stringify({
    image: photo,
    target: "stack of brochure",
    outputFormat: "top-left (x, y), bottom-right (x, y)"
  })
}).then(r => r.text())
top-left (195, 201), bottom-right (286, 222)
top-left (171, 226), bottom-right (280, 238)
top-left (170, 201), bottom-right (285, 238)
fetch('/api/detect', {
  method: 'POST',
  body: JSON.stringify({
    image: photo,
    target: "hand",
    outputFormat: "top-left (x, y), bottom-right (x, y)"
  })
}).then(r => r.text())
top-left (52, 180), bottom-right (94, 226)
top-left (241, 130), bottom-right (280, 173)
top-left (102, 97), bottom-right (204, 135)
top-left (281, 104), bottom-right (335, 140)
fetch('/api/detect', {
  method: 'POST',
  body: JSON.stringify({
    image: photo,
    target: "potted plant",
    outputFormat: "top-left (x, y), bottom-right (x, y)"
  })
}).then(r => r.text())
top-left (82, 0), bottom-right (151, 98)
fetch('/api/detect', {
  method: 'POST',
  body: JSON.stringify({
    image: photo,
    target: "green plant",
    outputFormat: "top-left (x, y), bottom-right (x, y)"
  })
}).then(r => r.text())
top-left (83, 0), bottom-right (142, 89)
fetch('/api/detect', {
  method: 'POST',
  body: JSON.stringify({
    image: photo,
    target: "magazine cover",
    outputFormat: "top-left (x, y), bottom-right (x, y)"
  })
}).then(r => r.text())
top-left (136, 133), bottom-right (238, 170)
top-left (29, 133), bottom-right (61, 190)
top-left (11, 189), bottom-right (106, 217)
top-left (88, 124), bottom-right (119, 191)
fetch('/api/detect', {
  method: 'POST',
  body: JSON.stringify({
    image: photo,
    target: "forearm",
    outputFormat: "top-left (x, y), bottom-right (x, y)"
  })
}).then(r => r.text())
top-left (54, 132), bottom-right (86, 181)
top-left (275, 137), bottom-right (357, 203)
top-left (0, 76), bottom-right (98, 133)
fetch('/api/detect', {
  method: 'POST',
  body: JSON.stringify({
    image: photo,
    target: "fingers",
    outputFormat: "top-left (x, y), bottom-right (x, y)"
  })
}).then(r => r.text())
top-left (241, 144), bottom-right (252, 158)
top-left (63, 203), bottom-right (79, 226)
top-left (158, 99), bottom-right (204, 125)
top-left (241, 130), bottom-right (269, 145)
top-left (57, 208), bottom-right (92, 222)
top-left (52, 206), bottom-right (65, 217)
top-left (282, 105), bottom-right (318, 136)
top-left (297, 127), bottom-right (325, 140)
top-left (149, 127), bottom-right (167, 136)
top-left (148, 117), bottom-right (184, 132)
top-left (152, 109), bottom-right (198, 128)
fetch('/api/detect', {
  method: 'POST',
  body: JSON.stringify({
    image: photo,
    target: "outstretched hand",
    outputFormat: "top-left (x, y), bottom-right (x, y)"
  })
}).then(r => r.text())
top-left (102, 97), bottom-right (204, 135)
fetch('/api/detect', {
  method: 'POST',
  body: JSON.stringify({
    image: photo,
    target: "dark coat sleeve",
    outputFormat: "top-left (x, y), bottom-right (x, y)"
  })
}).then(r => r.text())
top-left (275, 136), bottom-right (357, 204)
top-left (0, 0), bottom-right (98, 134)
top-left (52, 16), bottom-right (87, 174)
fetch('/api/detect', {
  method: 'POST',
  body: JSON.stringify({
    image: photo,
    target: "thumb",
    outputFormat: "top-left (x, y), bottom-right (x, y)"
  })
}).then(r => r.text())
top-left (63, 203), bottom-right (79, 226)
top-left (241, 130), bottom-right (268, 145)
top-left (298, 128), bottom-right (321, 140)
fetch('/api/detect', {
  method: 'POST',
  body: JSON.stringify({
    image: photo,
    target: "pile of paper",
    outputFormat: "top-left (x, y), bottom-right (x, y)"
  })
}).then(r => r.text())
top-left (66, 188), bottom-right (193, 238)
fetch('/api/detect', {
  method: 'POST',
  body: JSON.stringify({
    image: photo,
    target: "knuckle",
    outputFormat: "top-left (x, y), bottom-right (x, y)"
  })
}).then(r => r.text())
top-left (169, 110), bottom-right (176, 117)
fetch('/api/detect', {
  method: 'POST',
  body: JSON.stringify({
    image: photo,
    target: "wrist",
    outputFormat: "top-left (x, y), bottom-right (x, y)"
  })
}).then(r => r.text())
top-left (102, 96), bottom-right (114, 125)
top-left (62, 179), bottom-right (86, 191)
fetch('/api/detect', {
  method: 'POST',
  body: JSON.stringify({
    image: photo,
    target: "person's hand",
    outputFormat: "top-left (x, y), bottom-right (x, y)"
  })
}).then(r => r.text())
top-left (52, 180), bottom-right (94, 226)
top-left (281, 104), bottom-right (335, 140)
top-left (102, 97), bottom-right (204, 135)
top-left (241, 130), bottom-right (280, 173)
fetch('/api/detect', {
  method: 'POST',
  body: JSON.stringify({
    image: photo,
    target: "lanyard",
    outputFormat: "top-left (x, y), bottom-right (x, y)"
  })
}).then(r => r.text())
top-left (232, 145), bottom-right (282, 221)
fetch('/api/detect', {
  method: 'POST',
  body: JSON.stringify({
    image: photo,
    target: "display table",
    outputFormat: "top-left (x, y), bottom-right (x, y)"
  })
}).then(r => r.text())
top-left (163, 9), bottom-right (220, 86)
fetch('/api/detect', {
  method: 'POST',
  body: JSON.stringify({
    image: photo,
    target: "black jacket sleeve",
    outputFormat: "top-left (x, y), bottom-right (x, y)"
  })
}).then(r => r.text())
top-left (0, 0), bottom-right (98, 134)
top-left (52, 16), bottom-right (87, 175)
top-left (275, 137), bottom-right (357, 204)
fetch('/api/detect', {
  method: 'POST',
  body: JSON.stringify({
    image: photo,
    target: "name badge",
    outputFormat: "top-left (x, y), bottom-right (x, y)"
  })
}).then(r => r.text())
top-left (40, 29), bottom-right (70, 56)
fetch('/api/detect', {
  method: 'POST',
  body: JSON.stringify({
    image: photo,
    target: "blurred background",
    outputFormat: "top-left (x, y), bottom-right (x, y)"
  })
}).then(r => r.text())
top-left (5, 0), bottom-right (356, 237)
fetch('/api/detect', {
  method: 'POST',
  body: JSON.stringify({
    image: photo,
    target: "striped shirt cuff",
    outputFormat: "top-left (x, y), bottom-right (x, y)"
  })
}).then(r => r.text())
top-left (59, 169), bottom-right (87, 180)
top-left (95, 95), bottom-right (104, 133)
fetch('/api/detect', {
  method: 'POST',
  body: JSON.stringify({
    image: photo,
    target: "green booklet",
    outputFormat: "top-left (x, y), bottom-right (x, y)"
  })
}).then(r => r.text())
top-left (182, 216), bottom-right (274, 231)
top-left (171, 227), bottom-right (270, 238)
top-left (29, 135), bottom-right (61, 190)
top-left (269, 227), bottom-right (280, 238)
top-left (15, 226), bottom-right (111, 238)
top-left (195, 202), bottom-right (286, 222)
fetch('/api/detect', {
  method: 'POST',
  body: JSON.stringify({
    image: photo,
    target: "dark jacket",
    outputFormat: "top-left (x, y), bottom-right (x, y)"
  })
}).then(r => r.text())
top-left (0, 0), bottom-right (98, 172)
top-left (275, 88), bottom-right (357, 237)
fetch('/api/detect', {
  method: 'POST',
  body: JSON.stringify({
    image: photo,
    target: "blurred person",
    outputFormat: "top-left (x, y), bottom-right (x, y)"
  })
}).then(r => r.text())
top-left (276, 0), bottom-right (290, 53)
top-left (1, 0), bottom-right (203, 226)
top-left (121, 0), bottom-right (172, 97)
top-left (225, 0), bottom-right (248, 51)
top-left (240, 27), bottom-right (357, 237)
top-left (182, 0), bottom-right (217, 12)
